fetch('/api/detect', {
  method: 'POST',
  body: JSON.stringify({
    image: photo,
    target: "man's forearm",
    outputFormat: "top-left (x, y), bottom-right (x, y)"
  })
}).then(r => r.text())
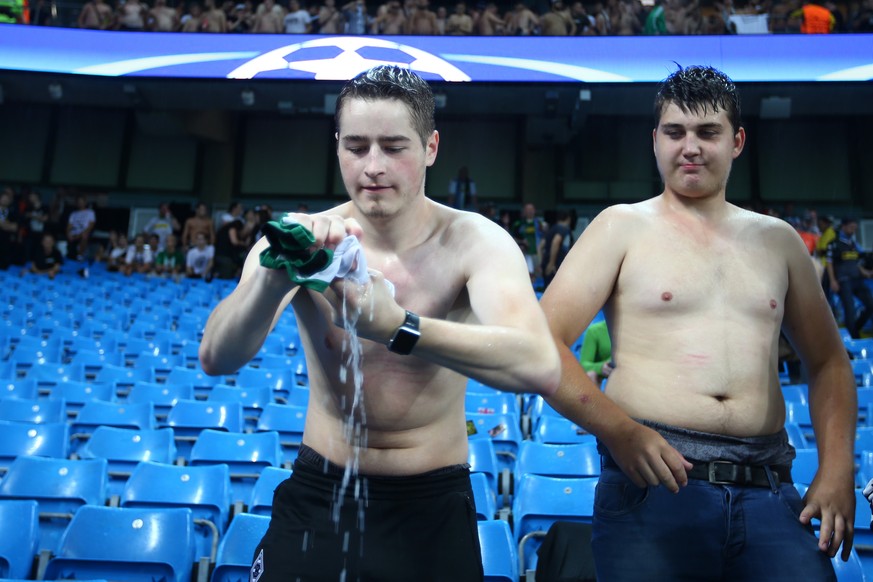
top-left (412, 316), bottom-right (560, 396)
top-left (809, 360), bottom-right (857, 478)
top-left (200, 269), bottom-right (294, 375)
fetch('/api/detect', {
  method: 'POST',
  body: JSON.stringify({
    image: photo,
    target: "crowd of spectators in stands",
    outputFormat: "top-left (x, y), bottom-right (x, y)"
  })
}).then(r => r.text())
top-left (0, 185), bottom-right (281, 283)
top-left (2, 0), bottom-right (871, 34)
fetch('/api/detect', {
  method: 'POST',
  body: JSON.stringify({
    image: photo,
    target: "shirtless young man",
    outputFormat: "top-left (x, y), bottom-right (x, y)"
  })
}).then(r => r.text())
top-left (540, 65), bottom-right (856, 581)
top-left (181, 202), bottom-right (215, 249)
top-left (199, 65), bottom-right (559, 581)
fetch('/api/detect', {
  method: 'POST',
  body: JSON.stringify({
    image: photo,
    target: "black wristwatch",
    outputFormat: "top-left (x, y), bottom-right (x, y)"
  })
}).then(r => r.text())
top-left (387, 311), bottom-right (420, 355)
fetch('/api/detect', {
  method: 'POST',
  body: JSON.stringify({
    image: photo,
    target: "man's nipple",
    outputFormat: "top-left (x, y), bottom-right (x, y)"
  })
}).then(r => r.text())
top-left (769, 299), bottom-right (777, 310)
top-left (661, 291), bottom-right (673, 302)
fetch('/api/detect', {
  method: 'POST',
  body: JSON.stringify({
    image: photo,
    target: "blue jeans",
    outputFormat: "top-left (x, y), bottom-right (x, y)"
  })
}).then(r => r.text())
top-left (592, 466), bottom-right (836, 581)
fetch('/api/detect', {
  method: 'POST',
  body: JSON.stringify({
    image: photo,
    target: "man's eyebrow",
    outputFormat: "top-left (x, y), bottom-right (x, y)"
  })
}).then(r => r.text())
top-left (341, 134), bottom-right (412, 143)
top-left (660, 122), bottom-right (724, 130)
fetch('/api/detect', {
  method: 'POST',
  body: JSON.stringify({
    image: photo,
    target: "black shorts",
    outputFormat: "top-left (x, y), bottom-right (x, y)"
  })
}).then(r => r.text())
top-left (250, 447), bottom-right (483, 582)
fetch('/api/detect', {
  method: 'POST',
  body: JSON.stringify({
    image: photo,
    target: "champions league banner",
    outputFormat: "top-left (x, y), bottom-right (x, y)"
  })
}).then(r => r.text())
top-left (0, 25), bottom-right (871, 83)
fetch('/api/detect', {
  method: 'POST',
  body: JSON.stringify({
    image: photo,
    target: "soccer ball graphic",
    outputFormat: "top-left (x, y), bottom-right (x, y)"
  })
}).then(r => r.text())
top-left (227, 36), bottom-right (471, 82)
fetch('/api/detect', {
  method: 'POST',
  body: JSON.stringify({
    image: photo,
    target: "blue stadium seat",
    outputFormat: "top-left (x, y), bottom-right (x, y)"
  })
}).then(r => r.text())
top-left (0, 360), bottom-right (14, 381)
top-left (45, 380), bottom-right (116, 417)
top-left (467, 413), bottom-right (523, 476)
top-left (0, 397), bottom-right (65, 424)
top-left (0, 499), bottom-right (39, 580)
top-left (856, 427), bottom-right (873, 462)
top-left (165, 366), bottom-right (223, 399)
top-left (211, 513), bottom-right (270, 582)
top-left (532, 415), bottom-right (597, 445)
top-left (68, 349), bottom-right (125, 379)
top-left (512, 474), bottom-right (597, 576)
top-left (247, 466), bottom-right (292, 517)
top-left (255, 403), bottom-right (306, 464)
top-left (833, 547), bottom-right (866, 582)
top-left (133, 353), bottom-right (185, 382)
top-left (127, 381), bottom-right (194, 420)
top-left (165, 400), bottom-right (244, 460)
top-left (0, 421), bottom-right (69, 474)
top-left (120, 337), bottom-right (172, 366)
top-left (852, 360), bottom-right (873, 388)
top-left (471, 471), bottom-right (497, 521)
top-left (781, 384), bottom-right (808, 406)
top-left (527, 395), bottom-right (563, 430)
top-left (786, 400), bottom-right (815, 444)
top-left (78, 426), bottom-right (178, 498)
top-left (61, 335), bottom-right (113, 363)
top-left (845, 339), bottom-right (873, 361)
top-left (1, 378), bottom-right (39, 400)
top-left (252, 334), bottom-right (290, 359)
top-left (8, 336), bottom-right (63, 370)
top-left (0, 456), bottom-right (108, 553)
top-left (857, 388), bottom-right (873, 425)
top-left (121, 461), bottom-right (232, 562)
top-left (71, 401), bottom-right (156, 450)
top-left (232, 366), bottom-right (295, 399)
top-left (43, 506), bottom-right (196, 582)
top-left (791, 448), bottom-right (819, 486)
top-left (190, 430), bottom-right (283, 504)
top-left (208, 384), bottom-right (273, 430)
top-left (25, 362), bottom-right (87, 384)
top-left (516, 441), bottom-right (601, 480)
top-left (465, 392), bottom-right (521, 418)
top-left (468, 436), bottom-right (506, 504)
top-left (478, 519), bottom-right (518, 582)
top-left (176, 341), bottom-right (203, 368)
top-left (784, 422), bottom-right (810, 450)
top-left (252, 354), bottom-right (308, 389)
top-left (286, 386), bottom-right (311, 408)
top-left (94, 364), bottom-right (155, 390)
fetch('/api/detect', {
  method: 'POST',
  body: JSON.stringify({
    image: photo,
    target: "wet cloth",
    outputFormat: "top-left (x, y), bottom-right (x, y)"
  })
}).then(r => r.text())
top-left (259, 217), bottom-right (369, 293)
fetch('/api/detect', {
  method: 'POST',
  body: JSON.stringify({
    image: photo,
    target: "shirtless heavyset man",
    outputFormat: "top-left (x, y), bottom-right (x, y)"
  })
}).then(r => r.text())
top-left (199, 65), bottom-right (559, 581)
top-left (540, 65), bottom-right (856, 581)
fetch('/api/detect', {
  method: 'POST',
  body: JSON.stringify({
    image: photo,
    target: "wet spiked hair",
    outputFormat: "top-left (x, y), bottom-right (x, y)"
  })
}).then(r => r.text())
top-left (335, 65), bottom-right (435, 146)
top-left (654, 65), bottom-right (742, 134)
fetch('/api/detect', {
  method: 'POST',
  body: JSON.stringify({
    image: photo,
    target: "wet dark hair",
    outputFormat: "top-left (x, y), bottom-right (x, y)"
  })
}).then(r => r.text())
top-left (335, 65), bottom-right (435, 146)
top-left (654, 65), bottom-right (741, 134)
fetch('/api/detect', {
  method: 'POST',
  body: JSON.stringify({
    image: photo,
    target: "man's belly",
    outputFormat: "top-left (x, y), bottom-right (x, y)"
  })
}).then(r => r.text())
top-left (605, 365), bottom-right (786, 437)
top-left (300, 389), bottom-right (471, 476)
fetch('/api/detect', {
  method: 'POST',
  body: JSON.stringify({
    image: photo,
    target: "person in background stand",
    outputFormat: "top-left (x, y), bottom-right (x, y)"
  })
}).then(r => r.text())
top-left (540, 209), bottom-right (573, 289)
top-left (448, 166), bottom-right (478, 211)
top-left (826, 217), bottom-right (873, 339)
top-left (26, 233), bottom-right (63, 279)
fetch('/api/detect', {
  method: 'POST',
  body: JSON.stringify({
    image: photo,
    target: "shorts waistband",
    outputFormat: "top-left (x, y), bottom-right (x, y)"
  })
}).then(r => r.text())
top-left (293, 444), bottom-right (472, 500)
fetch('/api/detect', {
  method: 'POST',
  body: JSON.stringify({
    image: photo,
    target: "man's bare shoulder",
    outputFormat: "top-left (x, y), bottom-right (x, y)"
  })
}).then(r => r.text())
top-left (436, 203), bottom-right (510, 244)
top-left (728, 204), bottom-right (799, 243)
top-left (588, 201), bottom-right (654, 233)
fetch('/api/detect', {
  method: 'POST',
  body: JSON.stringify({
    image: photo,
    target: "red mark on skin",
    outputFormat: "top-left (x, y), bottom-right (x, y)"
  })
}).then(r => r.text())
top-left (579, 394), bottom-right (591, 405)
top-left (769, 299), bottom-right (777, 310)
top-left (661, 291), bottom-right (673, 302)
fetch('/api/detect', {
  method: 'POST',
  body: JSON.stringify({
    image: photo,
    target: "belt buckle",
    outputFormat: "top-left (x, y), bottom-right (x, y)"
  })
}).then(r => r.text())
top-left (707, 461), bottom-right (738, 485)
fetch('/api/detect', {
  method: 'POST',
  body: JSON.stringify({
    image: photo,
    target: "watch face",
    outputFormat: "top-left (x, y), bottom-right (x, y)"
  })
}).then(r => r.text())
top-left (389, 327), bottom-right (420, 355)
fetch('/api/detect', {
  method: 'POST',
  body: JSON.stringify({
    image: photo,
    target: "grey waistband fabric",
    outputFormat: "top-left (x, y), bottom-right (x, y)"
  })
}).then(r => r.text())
top-left (623, 418), bottom-right (797, 466)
